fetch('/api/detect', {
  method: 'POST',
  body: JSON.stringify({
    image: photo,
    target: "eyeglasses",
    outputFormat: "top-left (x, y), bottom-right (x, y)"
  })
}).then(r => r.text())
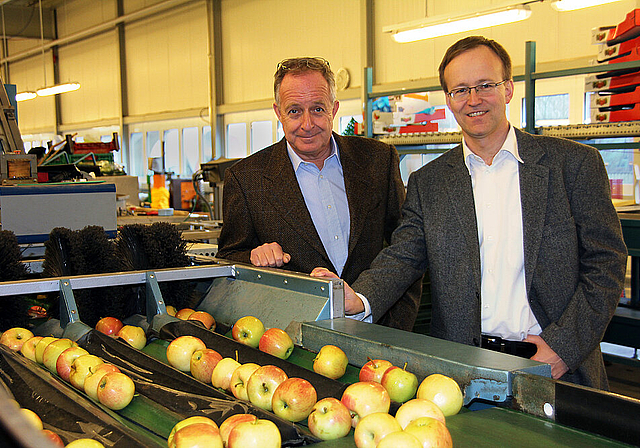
top-left (276, 57), bottom-right (331, 72)
top-left (446, 80), bottom-right (509, 101)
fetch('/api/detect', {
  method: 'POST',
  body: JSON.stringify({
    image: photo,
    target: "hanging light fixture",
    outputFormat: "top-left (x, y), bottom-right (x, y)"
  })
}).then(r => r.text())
top-left (551, 0), bottom-right (625, 12)
top-left (15, 91), bottom-right (37, 102)
top-left (36, 82), bottom-right (80, 97)
top-left (383, 3), bottom-right (533, 43)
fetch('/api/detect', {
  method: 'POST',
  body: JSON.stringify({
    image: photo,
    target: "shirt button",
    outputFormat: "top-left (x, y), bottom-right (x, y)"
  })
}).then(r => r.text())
top-left (487, 235), bottom-right (493, 240)
top-left (320, 175), bottom-right (324, 179)
top-left (334, 235), bottom-right (339, 240)
top-left (327, 205), bottom-right (331, 209)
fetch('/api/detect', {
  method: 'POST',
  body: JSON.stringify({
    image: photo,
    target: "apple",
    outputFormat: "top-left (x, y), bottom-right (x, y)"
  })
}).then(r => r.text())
top-left (313, 345), bottom-right (348, 379)
top-left (84, 363), bottom-right (121, 401)
top-left (35, 336), bottom-right (58, 364)
top-left (188, 311), bottom-right (216, 330)
top-left (259, 328), bottom-right (294, 359)
top-left (166, 335), bottom-right (207, 372)
top-left (65, 439), bottom-right (105, 448)
top-left (41, 429), bottom-right (64, 447)
top-left (20, 408), bottom-right (43, 430)
top-left (271, 377), bottom-right (317, 422)
top-left (228, 418), bottom-right (281, 448)
top-left (166, 305), bottom-right (177, 316)
top-left (395, 398), bottom-right (445, 429)
top-left (404, 416), bottom-right (453, 448)
top-left (417, 374), bottom-right (463, 417)
top-left (381, 364), bottom-right (418, 403)
top-left (95, 317), bottom-right (123, 337)
top-left (219, 414), bottom-right (257, 446)
top-left (171, 422), bottom-right (223, 448)
top-left (211, 357), bottom-right (241, 391)
top-left (230, 362), bottom-right (260, 401)
top-left (341, 381), bottom-right (391, 427)
top-left (307, 397), bottom-right (352, 440)
top-left (97, 371), bottom-right (135, 410)
top-left (353, 412), bottom-right (401, 448)
top-left (359, 358), bottom-right (393, 383)
top-left (246, 364), bottom-right (288, 411)
top-left (231, 316), bottom-right (265, 348)
top-left (116, 325), bottom-right (147, 350)
top-left (56, 346), bottom-right (90, 382)
top-left (167, 416), bottom-right (218, 448)
top-left (376, 430), bottom-right (422, 448)
top-left (190, 348), bottom-right (222, 383)
top-left (0, 327), bottom-right (34, 351)
top-left (20, 336), bottom-right (43, 362)
top-left (175, 308), bottom-right (195, 320)
top-left (69, 354), bottom-right (104, 390)
top-left (42, 338), bottom-right (76, 373)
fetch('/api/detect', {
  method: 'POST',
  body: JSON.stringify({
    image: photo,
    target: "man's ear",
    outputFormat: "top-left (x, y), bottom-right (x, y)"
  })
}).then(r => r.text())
top-left (273, 102), bottom-right (281, 120)
top-left (504, 80), bottom-right (514, 104)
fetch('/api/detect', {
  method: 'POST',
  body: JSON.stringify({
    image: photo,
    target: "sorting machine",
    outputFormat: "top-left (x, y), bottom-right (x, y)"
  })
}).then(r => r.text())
top-left (0, 261), bottom-right (638, 447)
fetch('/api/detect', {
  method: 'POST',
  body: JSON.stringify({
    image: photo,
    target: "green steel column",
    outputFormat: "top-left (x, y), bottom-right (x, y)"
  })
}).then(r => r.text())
top-left (524, 41), bottom-right (536, 134)
top-left (363, 66), bottom-right (373, 138)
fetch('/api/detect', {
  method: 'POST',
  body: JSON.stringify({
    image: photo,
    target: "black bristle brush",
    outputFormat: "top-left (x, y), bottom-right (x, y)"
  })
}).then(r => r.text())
top-left (0, 231), bottom-right (30, 331)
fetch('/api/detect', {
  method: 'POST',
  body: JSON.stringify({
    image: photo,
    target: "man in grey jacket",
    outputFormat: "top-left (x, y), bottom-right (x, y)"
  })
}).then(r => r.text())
top-left (313, 36), bottom-right (627, 389)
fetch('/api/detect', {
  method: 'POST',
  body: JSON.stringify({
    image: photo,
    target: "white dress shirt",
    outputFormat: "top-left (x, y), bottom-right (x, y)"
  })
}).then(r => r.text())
top-left (463, 126), bottom-right (542, 341)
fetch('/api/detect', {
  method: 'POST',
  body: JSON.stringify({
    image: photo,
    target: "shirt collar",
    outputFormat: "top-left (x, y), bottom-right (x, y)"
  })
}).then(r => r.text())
top-left (463, 125), bottom-right (522, 173)
top-left (287, 136), bottom-right (340, 171)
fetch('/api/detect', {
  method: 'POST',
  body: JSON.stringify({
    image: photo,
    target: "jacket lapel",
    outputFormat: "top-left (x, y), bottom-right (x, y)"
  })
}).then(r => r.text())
top-left (445, 147), bottom-right (482, 293)
top-left (262, 139), bottom-right (331, 262)
top-left (516, 129), bottom-right (549, 296)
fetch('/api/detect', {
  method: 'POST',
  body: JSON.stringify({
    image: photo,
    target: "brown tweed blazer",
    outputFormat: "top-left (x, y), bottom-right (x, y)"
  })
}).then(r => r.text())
top-left (216, 132), bottom-right (421, 331)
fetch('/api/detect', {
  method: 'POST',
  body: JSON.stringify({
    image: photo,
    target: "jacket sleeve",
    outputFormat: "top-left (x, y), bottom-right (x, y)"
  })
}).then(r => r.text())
top-left (383, 145), bottom-right (406, 244)
top-left (215, 168), bottom-right (257, 264)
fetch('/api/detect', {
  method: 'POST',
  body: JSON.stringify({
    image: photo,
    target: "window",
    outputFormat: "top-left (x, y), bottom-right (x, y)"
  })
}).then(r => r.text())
top-left (202, 126), bottom-right (213, 161)
top-left (147, 131), bottom-right (161, 172)
top-left (182, 127), bottom-right (199, 176)
top-left (276, 122), bottom-right (284, 142)
top-left (227, 123), bottom-right (247, 158)
top-left (251, 121), bottom-right (272, 154)
top-left (339, 115), bottom-right (363, 134)
top-left (521, 94), bottom-right (570, 127)
top-left (164, 129), bottom-right (180, 175)
top-left (24, 141), bottom-right (32, 151)
top-left (129, 132), bottom-right (144, 179)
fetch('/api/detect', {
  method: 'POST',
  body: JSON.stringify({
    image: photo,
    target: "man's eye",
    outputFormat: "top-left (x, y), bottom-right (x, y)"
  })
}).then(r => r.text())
top-left (314, 107), bottom-right (325, 113)
top-left (478, 83), bottom-right (493, 91)
top-left (454, 87), bottom-right (469, 95)
top-left (288, 109), bottom-right (299, 115)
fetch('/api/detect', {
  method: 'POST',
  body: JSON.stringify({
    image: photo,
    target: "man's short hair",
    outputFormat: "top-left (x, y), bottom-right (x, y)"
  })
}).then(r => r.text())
top-left (274, 57), bottom-right (336, 106)
top-left (438, 36), bottom-right (512, 92)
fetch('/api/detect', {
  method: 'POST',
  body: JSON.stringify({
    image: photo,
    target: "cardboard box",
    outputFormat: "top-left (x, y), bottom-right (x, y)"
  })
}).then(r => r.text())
top-left (609, 9), bottom-right (640, 45)
top-left (398, 123), bottom-right (439, 134)
top-left (590, 103), bottom-right (640, 123)
top-left (598, 35), bottom-right (640, 62)
top-left (590, 85), bottom-right (640, 108)
top-left (592, 26), bottom-right (616, 45)
top-left (585, 70), bottom-right (640, 92)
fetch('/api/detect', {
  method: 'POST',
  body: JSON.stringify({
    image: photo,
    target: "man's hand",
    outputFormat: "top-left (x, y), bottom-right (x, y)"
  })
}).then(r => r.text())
top-left (310, 267), bottom-right (365, 315)
top-left (524, 334), bottom-right (569, 379)
top-left (250, 242), bottom-right (291, 267)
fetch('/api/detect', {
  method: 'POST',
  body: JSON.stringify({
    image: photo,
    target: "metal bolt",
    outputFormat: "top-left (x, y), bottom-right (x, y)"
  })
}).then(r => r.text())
top-left (543, 402), bottom-right (554, 417)
top-left (283, 279), bottom-right (288, 284)
top-left (321, 286), bottom-right (325, 291)
top-left (257, 274), bottom-right (262, 279)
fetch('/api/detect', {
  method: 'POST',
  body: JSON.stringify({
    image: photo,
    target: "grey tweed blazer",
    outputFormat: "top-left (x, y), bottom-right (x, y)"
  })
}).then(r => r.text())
top-left (353, 128), bottom-right (627, 389)
top-left (216, 132), bottom-right (422, 331)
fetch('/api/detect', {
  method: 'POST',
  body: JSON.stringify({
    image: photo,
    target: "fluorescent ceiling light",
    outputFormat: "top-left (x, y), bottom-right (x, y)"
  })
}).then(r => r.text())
top-left (551, 0), bottom-right (624, 12)
top-left (384, 4), bottom-right (532, 43)
top-left (15, 91), bottom-right (37, 102)
top-left (36, 82), bottom-right (80, 97)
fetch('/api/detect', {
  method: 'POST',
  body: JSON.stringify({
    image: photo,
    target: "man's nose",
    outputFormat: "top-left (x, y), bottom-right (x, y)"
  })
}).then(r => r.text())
top-left (467, 88), bottom-right (482, 105)
top-left (301, 110), bottom-right (314, 129)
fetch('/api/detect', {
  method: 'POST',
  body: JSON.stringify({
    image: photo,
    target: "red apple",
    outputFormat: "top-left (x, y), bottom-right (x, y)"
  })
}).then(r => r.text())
top-left (84, 363), bottom-right (121, 401)
top-left (41, 429), bottom-right (64, 447)
top-left (353, 412), bottom-right (401, 448)
top-left (42, 338), bottom-right (76, 373)
top-left (69, 354), bottom-right (104, 390)
top-left (56, 346), bottom-right (90, 382)
top-left (227, 418), bottom-right (281, 448)
top-left (20, 336), bottom-right (43, 362)
top-left (166, 305), bottom-right (177, 317)
top-left (219, 414), bottom-right (257, 446)
top-left (35, 336), bottom-right (58, 364)
top-left (417, 374), bottom-right (463, 417)
top-left (341, 381), bottom-right (391, 428)
top-left (166, 335), bottom-right (206, 372)
top-left (0, 327), bottom-right (34, 351)
top-left (230, 363), bottom-right (260, 401)
top-left (97, 371), bottom-right (135, 410)
top-left (246, 365), bottom-right (288, 411)
top-left (171, 422), bottom-right (223, 448)
top-left (65, 439), bottom-right (105, 447)
top-left (20, 408), bottom-right (43, 430)
top-left (95, 317), bottom-right (123, 337)
top-left (271, 377), bottom-right (317, 422)
top-left (116, 325), bottom-right (146, 350)
top-left (307, 397), bottom-right (352, 440)
top-left (188, 311), bottom-right (216, 330)
top-left (395, 398), bottom-right (445, 429)
top-left (211, 357), bottom-right (241, 391)
top-left (231, 316), bottom-right (265, 348)
top-left (168, 416), bottom-right (218, 448)
top-left (190, 348), bottom-right (222, 383)
top-left (313, 345), bottom-right (348, 379)
top-left (376, 430), bottom-right (422, 448)
top-left (381, 364), bottom-right (418, 403)
top-left (175, 308), bottom-right (195, 320)
top-left (359, 358), bottom-right (393, 383)
top-left (259, 328), bottom-right (294, 359)
top-left (404, 416), bottom-right (453, 448)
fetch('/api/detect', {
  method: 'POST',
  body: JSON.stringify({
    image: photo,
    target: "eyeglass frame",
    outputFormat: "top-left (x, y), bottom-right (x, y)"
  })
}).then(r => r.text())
top-left (276, 57), bottom-right (331, 72)
top-left (446, 79), bottom-right (510, 101)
